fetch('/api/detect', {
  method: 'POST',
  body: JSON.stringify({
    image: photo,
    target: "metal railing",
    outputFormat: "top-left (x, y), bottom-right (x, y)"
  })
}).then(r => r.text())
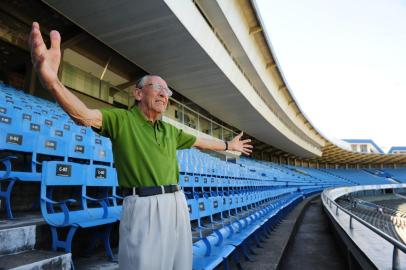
top-left (322, 191), bottom-right (406, 269)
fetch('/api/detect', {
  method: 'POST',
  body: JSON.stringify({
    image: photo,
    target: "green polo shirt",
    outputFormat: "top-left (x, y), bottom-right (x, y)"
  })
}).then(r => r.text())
top-left (95, 106), bottom-right (196, 188)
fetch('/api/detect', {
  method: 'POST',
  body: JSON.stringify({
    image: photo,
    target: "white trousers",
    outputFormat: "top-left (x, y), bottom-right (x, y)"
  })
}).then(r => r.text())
top-left (118, 191), bottom-right (192, 270)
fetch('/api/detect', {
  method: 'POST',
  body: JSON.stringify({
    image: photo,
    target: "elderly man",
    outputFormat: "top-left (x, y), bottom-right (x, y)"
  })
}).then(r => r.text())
top-left (29, 22), bottom-right (253, 270)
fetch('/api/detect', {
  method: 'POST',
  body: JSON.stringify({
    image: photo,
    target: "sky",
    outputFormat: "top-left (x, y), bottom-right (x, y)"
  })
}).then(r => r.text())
top-left (255, 0), bottom-right (406, 152)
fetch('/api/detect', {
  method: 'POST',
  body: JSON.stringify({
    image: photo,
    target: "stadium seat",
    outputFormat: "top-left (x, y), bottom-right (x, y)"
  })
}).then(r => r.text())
top-left (40, 161), bottom-right (118, 261)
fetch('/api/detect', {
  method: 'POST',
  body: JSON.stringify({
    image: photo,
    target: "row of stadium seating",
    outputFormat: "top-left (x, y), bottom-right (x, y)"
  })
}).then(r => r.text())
top-left (40, 161), bottom-right (121, 260)
top-left (0, 82), bottom-right (70, 117)
top-left (0, 82), bottom-right (397, 269)
top-left (0, 85), bottom-right (114, 218)
top-left (320, 169), bottom-right (392, 185)
top-left (337, 197), bottom-right (406, 243)
top-left (381, 168), bottom-right (406, 182)
top-left (192, 191), bottom-right (304, 269)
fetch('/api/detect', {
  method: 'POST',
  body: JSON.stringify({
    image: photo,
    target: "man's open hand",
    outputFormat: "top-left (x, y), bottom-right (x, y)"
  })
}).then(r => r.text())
top-left (29, 22), bottom-right (61, 89)
top-left (228, 132), bottom-right (253, 155)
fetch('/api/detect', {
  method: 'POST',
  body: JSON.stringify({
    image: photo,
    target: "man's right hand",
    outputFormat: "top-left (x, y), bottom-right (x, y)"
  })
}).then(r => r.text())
top-left (29, 22), bottom-right (61, 90)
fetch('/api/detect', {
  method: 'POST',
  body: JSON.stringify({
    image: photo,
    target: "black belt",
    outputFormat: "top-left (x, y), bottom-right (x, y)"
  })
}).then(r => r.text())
top-left (122, 184), bottom-right (180, 197)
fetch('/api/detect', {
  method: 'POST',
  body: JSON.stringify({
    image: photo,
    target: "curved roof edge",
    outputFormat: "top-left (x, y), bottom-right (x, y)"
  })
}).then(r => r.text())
top-left (250, 1), bottom-right (406, 165)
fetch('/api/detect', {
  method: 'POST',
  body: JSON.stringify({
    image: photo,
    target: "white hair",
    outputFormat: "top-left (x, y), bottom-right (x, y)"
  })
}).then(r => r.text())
top-left (136, 75), bottom-right (162, 88)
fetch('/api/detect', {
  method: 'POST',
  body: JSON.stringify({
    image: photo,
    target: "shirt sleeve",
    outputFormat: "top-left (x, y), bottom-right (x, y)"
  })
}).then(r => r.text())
top-left (92, 108), bottom-right (126, 140)
top-left (176, 128), bottom-right (197, 150)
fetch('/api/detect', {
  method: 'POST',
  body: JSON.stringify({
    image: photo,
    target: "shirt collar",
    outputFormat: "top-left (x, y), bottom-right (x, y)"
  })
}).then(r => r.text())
top-left (131, 106), bottom-right (163, 129)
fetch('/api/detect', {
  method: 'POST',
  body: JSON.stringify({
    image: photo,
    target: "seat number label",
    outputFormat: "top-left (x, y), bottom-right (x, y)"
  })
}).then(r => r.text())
top-left (74, 145), bottom-right (84, 153)
top-left (6, 133), bottom-right (22, 145)
top-left (23, 114), bottom-right (32, 121)
top-left (30, 123), bottom-right (40, 131)
top-left (199, 202), bottom-right (205, 211)
top-left (95, 168), bottom-right (107, 179)
top-left (0, 116), bottom-right (11, 124)
top-left (45, 140), bottom-right (56, 149)
top-left (56, 164), bottom-right (71, 177)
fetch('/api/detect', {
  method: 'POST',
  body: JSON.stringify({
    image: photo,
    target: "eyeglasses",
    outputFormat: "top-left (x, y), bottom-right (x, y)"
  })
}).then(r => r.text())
top-left (144, 83), bottom-right (173, 97)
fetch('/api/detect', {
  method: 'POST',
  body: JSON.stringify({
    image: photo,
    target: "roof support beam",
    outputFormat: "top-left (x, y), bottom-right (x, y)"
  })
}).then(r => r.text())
top-left (249, 25), bottom-right (262, 35)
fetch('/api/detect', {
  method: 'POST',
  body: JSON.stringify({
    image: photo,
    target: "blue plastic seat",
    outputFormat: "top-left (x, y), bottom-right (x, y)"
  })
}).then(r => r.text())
top-left (85, 165), bottom-right (122, 220)
top-left (0, 128), bottom-right (38, 218)
top-left (67, 133), bottom-right (92, 162)
top-left (40, 161), bottom-right (118, 261)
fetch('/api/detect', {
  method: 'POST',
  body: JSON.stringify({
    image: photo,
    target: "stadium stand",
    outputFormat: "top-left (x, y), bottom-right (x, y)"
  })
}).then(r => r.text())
top-left (1, 1), bottom-right (406, 269)
top-left (0, 83), bottom-right (357, 269)
top-left (1, 84), bottom-right (406, 270)
top-left (382, 168), bottom-right (406, 183)
top-left (319, 168), bottom-right (392, 185)
top-left (337, 195), bottom-right (406, 244)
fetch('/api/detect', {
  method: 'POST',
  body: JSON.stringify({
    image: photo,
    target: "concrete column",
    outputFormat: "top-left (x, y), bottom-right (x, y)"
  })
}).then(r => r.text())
top-left (29, 66), bottom-right (36, 95)
top-left (58, 49), bottom-right (65, 80)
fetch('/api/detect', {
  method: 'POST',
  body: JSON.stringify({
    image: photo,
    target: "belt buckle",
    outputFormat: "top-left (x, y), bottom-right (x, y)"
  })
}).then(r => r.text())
top-left (160, 185), bottom-right (165, 194)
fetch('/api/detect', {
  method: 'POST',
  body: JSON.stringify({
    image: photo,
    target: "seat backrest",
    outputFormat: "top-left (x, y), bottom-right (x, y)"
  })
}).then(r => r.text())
top-left (41, 161), bottom-right (85, 186)
top-left (210, 196), bottom-right (221, 215)
top-left (86, 164), bottom-right (116, 187)
top-left (187, 199), bottom-right (199, 221)
top-left (0, 128), bottom-right (36, 153)
top-left (67, 133), bottom-right (92, 160)
top-left (35, 134), bottom-right (67, 158)
top-left (92, 144), bottom-right (113, 164)
top-left (40, 161), bottom-right (88, 226)
top-left (197, 198), bottom-right (210, 218)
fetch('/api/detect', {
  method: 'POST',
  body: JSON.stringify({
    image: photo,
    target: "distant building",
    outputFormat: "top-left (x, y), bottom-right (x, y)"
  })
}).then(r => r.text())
top-left (388, 147), bottom-right (406, 155)
top-left (342, 139), bottom-right (384, 154)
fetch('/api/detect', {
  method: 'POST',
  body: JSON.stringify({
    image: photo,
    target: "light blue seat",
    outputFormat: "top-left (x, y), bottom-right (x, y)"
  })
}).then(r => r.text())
top-left (85, 165), bottom-right (122, 220)
top-left (67, 132), bottom-right (92, 162)
top-left (0, 128), bottom-right (38, 218)
top-left (40, 161), bottom-right (118, 261)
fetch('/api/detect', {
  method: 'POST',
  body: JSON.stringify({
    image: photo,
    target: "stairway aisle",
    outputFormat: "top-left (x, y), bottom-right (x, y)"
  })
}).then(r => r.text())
top-left (279, 198), bottom-right (346, 270)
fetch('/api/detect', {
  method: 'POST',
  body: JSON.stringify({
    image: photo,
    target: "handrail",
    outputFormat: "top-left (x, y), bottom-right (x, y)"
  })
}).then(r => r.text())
top-left (351, 197), bottom-right (406, 218)
top-left (322, 191), bottom-right (406, 269)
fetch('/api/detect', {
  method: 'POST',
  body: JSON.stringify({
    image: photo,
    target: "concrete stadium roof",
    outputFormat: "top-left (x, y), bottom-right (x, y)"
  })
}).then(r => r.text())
top-left (42, 0), bottom-right (405, 165)
top-left (312, 142), bottom-right (406, 165)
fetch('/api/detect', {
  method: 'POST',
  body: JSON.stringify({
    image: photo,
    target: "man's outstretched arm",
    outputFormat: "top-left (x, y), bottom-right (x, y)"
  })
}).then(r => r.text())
top-left (193, 132), bottom-right (253, 155)
top-left (29, 22), bottom-right (102, 128)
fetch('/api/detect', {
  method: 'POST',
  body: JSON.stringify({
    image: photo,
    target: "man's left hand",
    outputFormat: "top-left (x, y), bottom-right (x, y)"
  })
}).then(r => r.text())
top-left (228, 132), bottom-right (253, 155)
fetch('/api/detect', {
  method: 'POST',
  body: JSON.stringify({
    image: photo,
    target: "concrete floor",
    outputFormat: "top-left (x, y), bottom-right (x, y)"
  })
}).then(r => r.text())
top-left (279, 199), bottom-right (347, 270)
top-left (228, 197), bottom-right (348, 270)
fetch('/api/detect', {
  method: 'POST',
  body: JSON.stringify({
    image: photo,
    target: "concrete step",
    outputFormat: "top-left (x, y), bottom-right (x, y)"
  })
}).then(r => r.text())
top-left (0, 250), bottom-right (71, 270)
top-left (74, 249), bottom-right (118, 270)
top-left (0, 213), bottom-right (49, 256)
